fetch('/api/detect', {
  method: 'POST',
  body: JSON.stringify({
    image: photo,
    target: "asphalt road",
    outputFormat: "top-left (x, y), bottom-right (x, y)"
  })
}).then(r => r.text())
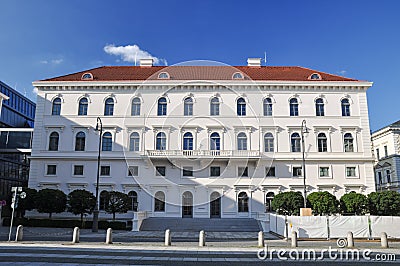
top-left (0, 245), bottom-right (398, 265)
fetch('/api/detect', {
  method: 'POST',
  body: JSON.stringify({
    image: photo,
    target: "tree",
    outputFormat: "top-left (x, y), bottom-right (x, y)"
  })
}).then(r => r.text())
top-left (16, 188), bottom-right (38, 217)
top-left (67, 189), bottom-right (96, 222)
top-left (105, 191), bottom-right (130, 220)
top-left (271, 191), bottom-right (304, 215)
top-left (340, 192), bottom-right (369, 215)
top-left (307, 191), bottom-right (340, 215)
top-left (36, 188), bottom-right (67, 219)
top-left (368, 191), bottom-right (400, 216)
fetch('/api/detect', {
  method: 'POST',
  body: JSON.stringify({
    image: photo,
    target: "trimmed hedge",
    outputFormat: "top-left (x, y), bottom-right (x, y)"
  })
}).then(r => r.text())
top-left (2, 217), bottom-right (128, 230)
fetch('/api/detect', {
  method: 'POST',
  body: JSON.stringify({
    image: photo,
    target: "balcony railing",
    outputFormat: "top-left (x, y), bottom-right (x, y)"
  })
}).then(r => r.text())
top-left (146, 150), bottom-right (260, 158)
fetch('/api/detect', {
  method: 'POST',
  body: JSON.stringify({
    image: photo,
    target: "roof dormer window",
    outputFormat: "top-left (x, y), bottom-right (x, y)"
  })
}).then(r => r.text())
top-left (232, 72), bottom-right (244, 79)
top-left (309, 73), bottom-right (322, 80)
top-left (81, 73), bottom-right (93, 80)
top-left (158, 72), bottom-right (170, 79)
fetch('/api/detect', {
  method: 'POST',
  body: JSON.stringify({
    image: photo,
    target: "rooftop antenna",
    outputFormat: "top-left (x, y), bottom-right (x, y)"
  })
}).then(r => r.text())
top-left (134, 51), bottom-right (138, 66)
top-left (263, 51), bottom-right (267, 66)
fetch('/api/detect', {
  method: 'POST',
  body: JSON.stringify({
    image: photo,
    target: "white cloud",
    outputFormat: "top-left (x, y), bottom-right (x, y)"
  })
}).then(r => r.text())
top-left (39, 58), bottom-right (63, 65)
top-left (338, 70), bottom-right (347, 75)
top-left (32, 87), bottom-right (38, 94)
top-left (104, 44), bottom-right (167, 65)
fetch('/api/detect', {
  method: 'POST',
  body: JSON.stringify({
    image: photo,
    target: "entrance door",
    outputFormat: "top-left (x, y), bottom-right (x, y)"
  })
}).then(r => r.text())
top-left (210, 192), bottom-right (221, 218)
top-left (182, 191), bottom-right (193, 218)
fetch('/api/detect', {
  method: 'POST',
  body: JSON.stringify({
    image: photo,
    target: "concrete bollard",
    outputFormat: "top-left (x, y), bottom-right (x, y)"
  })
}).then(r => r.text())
top-left (291, 231), bottom-right (298, 248)
top-left (72, 227), bottom-right (80, 244)
top-left (165, 229), bottom-right (171, 246)
top-left (105, 228), bottom-right (112, 244)
top-left (15, 225), bottom-right (23, 242)
top-left (347, 231), bottom-right (354, 248)
top-left (381, 232), bottom-right (389, 248)
top-left (199, 230), bottom-right (206, 247)
top-left (258, 231), bottom-right (265, 247)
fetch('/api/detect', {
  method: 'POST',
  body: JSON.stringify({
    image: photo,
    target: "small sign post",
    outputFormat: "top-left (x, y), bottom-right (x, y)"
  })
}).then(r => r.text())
top-left (8, 187), bottom-right (23, 241)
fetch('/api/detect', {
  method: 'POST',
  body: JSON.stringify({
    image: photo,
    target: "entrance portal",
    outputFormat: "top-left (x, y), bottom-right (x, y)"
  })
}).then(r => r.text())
top-left (210, 192), bottom-right (221, 218)
top-left (182, 191), bottom-right (193, 218)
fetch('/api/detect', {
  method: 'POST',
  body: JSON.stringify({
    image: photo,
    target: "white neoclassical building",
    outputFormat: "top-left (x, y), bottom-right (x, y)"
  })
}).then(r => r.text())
top-left (29, 58), bottom-right (375, 219)
top-left (371, 120), bottom-right (400, 192)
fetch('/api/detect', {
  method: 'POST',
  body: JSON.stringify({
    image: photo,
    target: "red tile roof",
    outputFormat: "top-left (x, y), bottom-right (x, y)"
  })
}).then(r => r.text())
top-left (41, 66), bottom-right (359, 82)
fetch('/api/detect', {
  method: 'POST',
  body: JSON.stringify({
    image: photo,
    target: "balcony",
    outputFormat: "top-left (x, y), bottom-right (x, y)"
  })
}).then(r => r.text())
top-left (145, 150), bottom-right (260, 159)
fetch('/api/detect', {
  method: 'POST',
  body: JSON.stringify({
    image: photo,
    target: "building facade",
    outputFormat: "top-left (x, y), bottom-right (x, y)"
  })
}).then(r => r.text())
top-left (371, 120), bottom-right (400, 192)
top-left (29, 59), bottom-right (375, 219)
top-left (0, 81), bottom-right (35, 200)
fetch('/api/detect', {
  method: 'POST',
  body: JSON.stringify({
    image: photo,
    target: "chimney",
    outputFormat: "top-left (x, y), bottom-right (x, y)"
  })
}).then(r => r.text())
top-left (247, 58), bottom-right (261, 67)
top-left (140, 58), bottom-right (154, 67)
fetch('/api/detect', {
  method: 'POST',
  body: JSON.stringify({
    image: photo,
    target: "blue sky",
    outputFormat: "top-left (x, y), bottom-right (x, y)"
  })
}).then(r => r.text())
top-left (0, 0), bottom-right (399, 131)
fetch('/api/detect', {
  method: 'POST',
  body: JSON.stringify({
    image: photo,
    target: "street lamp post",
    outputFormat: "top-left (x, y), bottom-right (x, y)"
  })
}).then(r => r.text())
top-left (301, 119), bottom-right (308, 208)
top-left (92, 117), bottom-right (103, 232)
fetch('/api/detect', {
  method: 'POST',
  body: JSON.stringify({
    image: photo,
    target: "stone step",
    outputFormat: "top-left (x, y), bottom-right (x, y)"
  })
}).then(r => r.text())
top-left (140, 218), bottom-right (262, 232)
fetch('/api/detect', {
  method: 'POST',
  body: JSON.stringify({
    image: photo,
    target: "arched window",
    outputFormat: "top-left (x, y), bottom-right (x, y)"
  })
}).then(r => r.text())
top-left (210, 132), bottom-right (220, 150)
top-left (263, 98), bottom-right (273, 116)
top-left (49, 132), bottom-right (59, 151)
top-left (131, 98), bottom-right (141, 116)
top-left (183, 132), bottom-right (193, 150)
top-left (210, 97), bottom-right (220, 116)
top-left (265, 192), bottom-right (275, 212)
top-left (128, 191), bottom-right (138, 211)
top-left (156, 132), bottom-right (166, 150)
top-left (315, 98), bottom-right (325, 116)
top-left (232, 72), bottom-right (243, 79)
top-left (78, 97), bottom-right (88, 116)
top-left (158, 72), bottom-right (169, 79)
top-left (75, 131), bottom-right (86, 151)
top-left (309, 73), bottom-right (322, 80)
top-left (344, 133), bottom-right (354, 152)
top-left (341, 99), bottom-right (350, 116)
top-left (99, 191), bottom-right (108, 210)
top-left (104, 98), bottom-right (114, 116)
top-left (154, 191), bottom-right (165, 212)
top-left (317, 133), bottom-right (328, 152)
top-left (129, 132), bottom-right (140, 151)
top-left (289, 98), bottom-right (299, 116)
top-left (157, 97), bottom-right (167, 116)
top-left (102, 132), bottom-right (112, 151)
top-left (291, 133), bottom-right (301, 152)
top-left (52, 97), bottom-right (61, 115)
top-left (264, 132), bottom-right (274, 152)
top-left (238, 192), bottom-right (249, 212)
top-left (237, 132), bottom-right (247, 150)
top-left (237, 97), bottom-right (246, 116)
top-left (184, 97), bottom-right (193, 116)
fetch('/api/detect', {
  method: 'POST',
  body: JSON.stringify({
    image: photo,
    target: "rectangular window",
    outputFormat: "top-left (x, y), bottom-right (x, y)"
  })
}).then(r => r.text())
top-left (293, 167), bottom-right (302, 177)
top-left (128, 166), bottom-right (139, 176)
top-left (238, 166), bottom-right (248, 177)
top-left (210, 166), bottom-right (220, 177)
top-left (346, 167), bottom-right (357, 177)
top-left (376, 149), bottom-right (380, 160)
top-left (384, 145), bottom-right (388, 157)
top-left (73, 165), bottom-right (84, 176)
top-left (183, 167), bottom-right (193, 177)
top-left (265, 167), bottom-right (275, 177)
top-left (46, 165), bottom-right (57, 175)
top-left (155, 166), bottom-right (166, 176)
top-left (319, 167), bottom-right (329, 177)
top-left (100, 166), bottom-right (110, 176)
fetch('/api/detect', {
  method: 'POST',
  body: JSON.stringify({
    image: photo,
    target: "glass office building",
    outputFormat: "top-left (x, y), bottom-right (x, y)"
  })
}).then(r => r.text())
top-left (0, 81), bottom-right (35, 128)
top-left (0, 81), bottom-right (35, 200)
